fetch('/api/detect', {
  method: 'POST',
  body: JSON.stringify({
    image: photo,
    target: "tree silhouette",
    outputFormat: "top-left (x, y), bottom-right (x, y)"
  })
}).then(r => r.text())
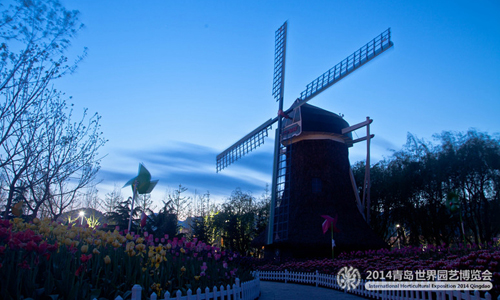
top-left (354, 130), bottom-right (500, 246)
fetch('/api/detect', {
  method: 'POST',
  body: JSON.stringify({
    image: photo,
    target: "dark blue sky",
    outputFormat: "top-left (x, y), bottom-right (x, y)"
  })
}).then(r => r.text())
top-left (57, 0), bottom-right (500, 205)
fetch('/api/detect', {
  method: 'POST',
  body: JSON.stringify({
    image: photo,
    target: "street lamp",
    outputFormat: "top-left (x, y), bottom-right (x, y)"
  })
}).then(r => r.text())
top-left (79, 211), bottom-right (85, 225)
top-left (396, 224), bottom-right (401, 249)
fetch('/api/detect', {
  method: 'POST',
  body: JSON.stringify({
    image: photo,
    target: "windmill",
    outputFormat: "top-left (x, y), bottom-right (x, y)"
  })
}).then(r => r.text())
top-left (216, 22), bottom-right (393, 257)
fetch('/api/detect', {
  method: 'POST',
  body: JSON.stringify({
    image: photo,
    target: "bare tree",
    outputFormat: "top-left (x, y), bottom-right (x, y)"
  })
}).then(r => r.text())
top-left (0, 0), bottom-right (106, 219)
top-left (102, 184), bottom-right (124, 215)
top-left (137, 193), bottom-right (156, 214)
top-left (192, 189), bottom-right (210, 218)
top-left (163, 184), bottom-right (191, 221)
top-left (81, 185), bottom-right (101, 210)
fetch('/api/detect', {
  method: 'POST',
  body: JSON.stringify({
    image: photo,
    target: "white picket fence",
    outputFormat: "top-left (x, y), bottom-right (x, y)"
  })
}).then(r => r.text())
top-left (92, 276), bottom-right (260, 300)
top-left (258, 270), bottom-right (500, 300)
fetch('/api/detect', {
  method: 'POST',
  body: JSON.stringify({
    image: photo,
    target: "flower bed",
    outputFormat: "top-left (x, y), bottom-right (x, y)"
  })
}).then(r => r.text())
top-left (0, 218), bottom-right (253, 299)
top-left (255, 244), bottom-right (500, 297)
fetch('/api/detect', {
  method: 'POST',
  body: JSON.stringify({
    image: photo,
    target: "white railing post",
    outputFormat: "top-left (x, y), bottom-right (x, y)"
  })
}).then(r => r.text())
top-left (316, 270), bottom-right (319, 287)
top-left (437, 291), bottom-right (443, 300)
top-left (285, 269), bottom-right (288, 283)
top-left (213, 285), bottom-right (218, 299)
top-left (131, 284), bottom-right (142, 300)
top-left (234, 278), bottom-right (241, 300)
top-left (150, 292), bottom-right (157, 300)
top-left (163, 291), bottom-right (170, 299)
top-left (473, 290), bottom-right (481, 300)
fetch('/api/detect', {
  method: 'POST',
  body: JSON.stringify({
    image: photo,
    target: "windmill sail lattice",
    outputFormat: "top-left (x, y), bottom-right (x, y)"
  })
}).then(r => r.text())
top-left (270, 22), bottom-right (290, 243)
top-left (294, 28), bottom-right (392, 106)
top-left (215, 27), bottom-right (392, 172)
top-left (216, 119), bottom-right (273, 172)
top-left (273, 22), bottom-right (287, 102)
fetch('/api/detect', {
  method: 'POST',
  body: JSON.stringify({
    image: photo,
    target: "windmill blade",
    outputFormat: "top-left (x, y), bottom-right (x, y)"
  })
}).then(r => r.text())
top-left (291, 28), bottom-right (393, 110)
top-left (216, 117), bottom-right (278, 172)
top-left (273, 22), bottom-right (287, 103)
top-left (216, 22), bottom-right (287, 172)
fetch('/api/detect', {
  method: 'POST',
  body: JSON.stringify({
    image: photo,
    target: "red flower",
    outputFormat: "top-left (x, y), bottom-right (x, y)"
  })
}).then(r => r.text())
top-left (43, 252), bottom-right (51, 261)
top-left (8, 238), bottom-right (22, 250)
top-left (80, 254), bottom-right (92, 263)
top-left (0, 220), bottom-right (10, 228)
top-left (75, 265), bottom-right (85, 276)
top-left (0, 227), bottom-right (10, 240)
top-left (17, 260), bottom-right (30, 270)
top-left (140, 212), bottom-right (147, 228)
top-left (37, 242), bottom-right (48, 254)
top-left (24, 240), bottom-right (38, 252)
top-left (47, 242), bottom-right (58, 252)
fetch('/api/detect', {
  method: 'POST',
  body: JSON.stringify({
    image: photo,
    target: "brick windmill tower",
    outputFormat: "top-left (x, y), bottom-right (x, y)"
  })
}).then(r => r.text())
top-left (216, 22), bottom-right (393, 258)
top-left (270, 103), bottom-right (387, 258)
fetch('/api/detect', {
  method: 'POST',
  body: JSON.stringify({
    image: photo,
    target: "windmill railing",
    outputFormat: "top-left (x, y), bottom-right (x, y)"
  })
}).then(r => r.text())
top-left (297, 28), bottom-right (393, 104)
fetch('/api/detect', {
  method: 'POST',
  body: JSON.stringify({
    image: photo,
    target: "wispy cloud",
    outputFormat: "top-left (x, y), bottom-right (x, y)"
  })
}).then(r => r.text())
top-left (96, 135), bottom-right (395, 206)
top-left (96, 141), bottom-right (273, 203)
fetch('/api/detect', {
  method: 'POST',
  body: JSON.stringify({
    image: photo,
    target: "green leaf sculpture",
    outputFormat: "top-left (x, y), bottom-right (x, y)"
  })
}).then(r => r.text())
top-left (123, 163), bottom-right (158, 194)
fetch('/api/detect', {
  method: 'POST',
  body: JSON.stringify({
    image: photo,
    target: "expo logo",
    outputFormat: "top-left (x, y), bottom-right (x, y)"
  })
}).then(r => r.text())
top-left (337, 266), bottom-right (361, 291)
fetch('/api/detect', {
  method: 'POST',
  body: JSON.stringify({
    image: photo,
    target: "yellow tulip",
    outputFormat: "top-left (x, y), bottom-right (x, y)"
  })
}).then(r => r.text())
top-left (135, 243), bottom-right (146, 252)
top-left (81, 245), bottom-right (88, 253)
top-left (126, 242), bottom-right (135, 251)
top-left (104, 255), bottom-right (111, 264)
top-left (180, 266), bottom-right (186, 272)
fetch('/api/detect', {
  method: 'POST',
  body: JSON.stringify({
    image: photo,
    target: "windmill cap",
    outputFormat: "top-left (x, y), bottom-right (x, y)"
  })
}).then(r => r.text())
top-left (299, 103), bottom-right (351, 138)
